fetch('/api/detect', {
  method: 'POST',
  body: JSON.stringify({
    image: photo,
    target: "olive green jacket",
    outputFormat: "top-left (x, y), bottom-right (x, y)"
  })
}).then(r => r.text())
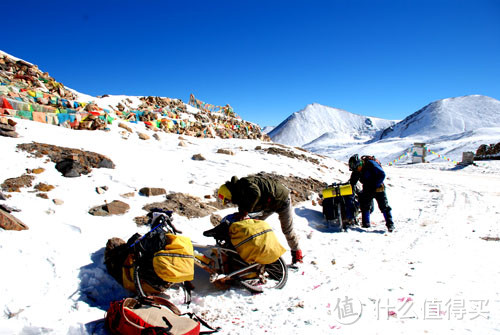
top-left (225, 176), bottom-right (289, 214)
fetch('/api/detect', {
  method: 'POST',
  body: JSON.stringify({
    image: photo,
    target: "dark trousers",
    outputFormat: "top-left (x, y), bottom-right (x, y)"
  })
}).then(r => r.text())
top-left (359, 189), bottom-right (393, 225)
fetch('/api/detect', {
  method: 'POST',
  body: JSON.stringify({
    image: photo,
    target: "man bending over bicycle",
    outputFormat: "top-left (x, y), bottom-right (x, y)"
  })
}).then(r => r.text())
top-left (217, 175), bottom-right (304, 265)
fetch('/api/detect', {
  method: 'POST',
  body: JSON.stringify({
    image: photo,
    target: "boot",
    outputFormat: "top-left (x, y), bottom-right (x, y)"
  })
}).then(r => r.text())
top-left (361, 211), bottom-right (371, 228)
top-left (383, 211), bottom-right (394, 232)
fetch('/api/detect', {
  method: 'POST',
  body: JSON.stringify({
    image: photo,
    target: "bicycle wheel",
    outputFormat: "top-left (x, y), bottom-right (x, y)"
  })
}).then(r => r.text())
top-left (335, 198), bottom-right (343, 230)
top-left (239, 257), bottom-right (288, 293)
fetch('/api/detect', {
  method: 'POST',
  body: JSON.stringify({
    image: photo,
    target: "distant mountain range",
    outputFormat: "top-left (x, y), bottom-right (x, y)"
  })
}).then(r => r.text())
top-left (268, 103), bottom-right (396, 147)
top-left (378, 95), bottom-right (500, 140)
top-left (4, 49), bottom-right (499, 164)
top-left (268, 95), bottom-right (500, 163)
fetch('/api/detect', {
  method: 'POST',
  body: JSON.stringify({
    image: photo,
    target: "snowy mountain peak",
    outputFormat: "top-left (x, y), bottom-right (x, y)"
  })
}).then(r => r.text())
top-left (268, 103), bottom-right (396, 147)
top-left (379, 95), bottom-right (500, 140)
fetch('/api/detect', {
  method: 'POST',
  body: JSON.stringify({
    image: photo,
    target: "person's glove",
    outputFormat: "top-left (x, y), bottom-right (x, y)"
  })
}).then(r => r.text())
top-left (291, 249), bottom-right (303, 264)
top-left (375, 184), bottom-right (385, 192)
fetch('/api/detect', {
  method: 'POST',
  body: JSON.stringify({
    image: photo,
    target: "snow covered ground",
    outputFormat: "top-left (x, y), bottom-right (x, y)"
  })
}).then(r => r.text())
top-left (1, 118), bottom-right (499, 334)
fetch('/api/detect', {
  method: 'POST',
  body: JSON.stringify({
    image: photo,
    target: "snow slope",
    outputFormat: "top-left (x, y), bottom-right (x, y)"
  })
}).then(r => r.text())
top-left (1, 118), bottom-right (499, 335)
top-left (268, 103), bottom-right (396, 147)
top-left (379, 95), bottom-right (500, 140)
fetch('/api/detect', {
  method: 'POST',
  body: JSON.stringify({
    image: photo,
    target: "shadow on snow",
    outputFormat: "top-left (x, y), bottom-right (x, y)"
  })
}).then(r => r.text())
top-left (78, 248), bottom-right (131, 310)
top-left (294, 206), bottom-right (386, 234)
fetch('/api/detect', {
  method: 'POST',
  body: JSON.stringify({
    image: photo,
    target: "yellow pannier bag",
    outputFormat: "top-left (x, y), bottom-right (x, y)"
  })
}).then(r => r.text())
top-left (322, 183), bottom-right (353, 199)
top-left (229, 219), bottom-right (286, 265)
top-left (153, 234), bottom-right (194, 283)
top-left (121, 254), bottom-right (162, 295)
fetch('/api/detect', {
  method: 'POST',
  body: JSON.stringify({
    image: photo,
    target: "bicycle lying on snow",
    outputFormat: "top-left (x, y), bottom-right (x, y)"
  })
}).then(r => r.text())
top-left (133, 209), bottom-right (288, 298)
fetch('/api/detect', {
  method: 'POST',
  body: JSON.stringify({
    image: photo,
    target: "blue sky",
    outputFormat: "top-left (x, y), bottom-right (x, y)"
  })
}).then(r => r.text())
top-left (3, 0), bottom-right (499, 127)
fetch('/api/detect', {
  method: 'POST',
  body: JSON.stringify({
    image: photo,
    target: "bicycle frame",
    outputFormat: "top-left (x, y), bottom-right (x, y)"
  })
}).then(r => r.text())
top-left (134, 209), bottom-right (287, 294)
top-left (192, 242), bottom-right (260, 284)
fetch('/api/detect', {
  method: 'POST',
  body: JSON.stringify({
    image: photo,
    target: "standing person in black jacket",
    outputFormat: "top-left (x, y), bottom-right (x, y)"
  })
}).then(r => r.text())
top-left (348, 154), bottom-right (395, 232)
top-left (217, 175), bottom-right (304, 264)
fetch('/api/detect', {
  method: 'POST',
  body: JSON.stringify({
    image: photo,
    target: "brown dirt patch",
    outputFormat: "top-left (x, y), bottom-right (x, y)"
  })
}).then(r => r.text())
top-left (134, 173), bottom-right (325, 226)
top-left (134, 193), bottom-right (221, 225)
top-left (256, 146), bottom-right (321, 165)
top-left (17, 142), bottom-right (115, 175)
top-left (1, 174), bottom-right (36, 192)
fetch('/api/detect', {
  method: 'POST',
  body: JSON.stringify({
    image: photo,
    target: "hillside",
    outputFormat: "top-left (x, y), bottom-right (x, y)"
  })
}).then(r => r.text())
top-left (268, 103), bottom-right (396, 147)
top-left (379, 95), bottom-right (500, 140)
top-left (1, 117), bottom-right (500, 335)
top-left (0, 50), bottom-right (267, 142)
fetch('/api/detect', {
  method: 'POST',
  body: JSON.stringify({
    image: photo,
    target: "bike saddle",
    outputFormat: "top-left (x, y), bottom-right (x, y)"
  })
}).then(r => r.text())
top-left (203, 222), bottom-right (229, 238)
top-left (203, 227), bottom-right (219, 237)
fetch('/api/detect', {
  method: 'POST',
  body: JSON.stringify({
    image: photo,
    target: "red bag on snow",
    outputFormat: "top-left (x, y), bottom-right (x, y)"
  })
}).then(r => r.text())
top-left (105, 296), bottom-right (218, 335)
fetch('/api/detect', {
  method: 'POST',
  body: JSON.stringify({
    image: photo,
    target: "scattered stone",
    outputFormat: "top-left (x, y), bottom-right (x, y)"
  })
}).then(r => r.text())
top-left (258, 146), bottom-right (320, 165)
top-left (0, 117), bottom-right (17, 127)
top-left (89, 200), bottom-right (130, 216)
top-left (138, 132), bottom-right (150, 140)
top-left (17, 142), bottom-right (115, 176)
top-left (36, 193), bottom-right (49, 199)
top-left (178, 141), bottom-right (187, 147)
top-left (153, 133), bottom-right (160, 141)
top-left (34, 183), bottom-right (55, 192)
top-left (0, 123), bottom-right (16, 131)
top-left (53, 199), bottom-right (64, 205)
top-left (139, 193), bottom-right (218, 221)
top-left (32, 168), bottom-right (45, 174)
top-left (96, 186), bottom-right (106, 194)
top-left (55, 159), bottom-right (84, 177)
top-left (429, 189), bottom-right (440, 193)
top-left (475, 142), bottom-right (500, 159)
top-left (99, 159), bottom-right (114, 169)
top-left (192, 154), bottom-right (206, 161)
top-left (119, 130), bottom-right (130, 139)
top-left (134, 216), bottom-right (149, 226)
top-left (0, 209), bottom-right (28, 230)
top-left (0, 129), bottom-right (19, 138)
top-left (0, 191), bottom-right (6, 200)
top-left (0, 204), bottom-right (20, 212)
top-left (210, 213), bottom-right (222, 227)
top-left (0, 117), bottom-right (17, 138)
top-left (120, 192), bottom-right (135, 198)
top-left (139, 187), bottom-right (167, 197)
top-left (480, 236), bottom-right (500, 241)
top-left (204, 194), bottom-right (212, 199)
top-left (118, 122), bottom-right (133, 133)
top-left (1, 174), bottom-right (36, 192)
top-left (216, 148), bottom-right (235, 155)
top-left (106, 200), bottom-right (130, 215)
